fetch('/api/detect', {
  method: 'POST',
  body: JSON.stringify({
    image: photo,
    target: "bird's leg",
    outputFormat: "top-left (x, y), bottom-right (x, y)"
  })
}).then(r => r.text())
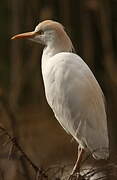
top-left (72, 146), bottom-right (84, 174)
top-left (68, 146), bottom-right (84, 179)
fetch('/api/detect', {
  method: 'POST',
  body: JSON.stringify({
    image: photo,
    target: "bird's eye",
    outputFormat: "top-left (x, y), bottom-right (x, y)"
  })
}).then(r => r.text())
top-left (37, 30), bottom-right (44, 35)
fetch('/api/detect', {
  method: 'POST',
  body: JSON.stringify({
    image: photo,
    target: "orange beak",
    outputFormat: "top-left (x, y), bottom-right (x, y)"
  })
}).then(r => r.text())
top-left (11, 31), bottom-right (36, 40)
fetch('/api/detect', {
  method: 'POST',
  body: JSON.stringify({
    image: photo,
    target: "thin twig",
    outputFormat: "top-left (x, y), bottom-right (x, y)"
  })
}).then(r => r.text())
top-left (0, 94), bottom-right (48, 180)
top-left (0, 125), bottom-right (48, 179)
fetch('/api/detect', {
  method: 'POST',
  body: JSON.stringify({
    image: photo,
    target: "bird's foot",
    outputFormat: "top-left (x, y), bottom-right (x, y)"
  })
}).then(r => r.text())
top-left (67, 172), bottom-right (82, 180)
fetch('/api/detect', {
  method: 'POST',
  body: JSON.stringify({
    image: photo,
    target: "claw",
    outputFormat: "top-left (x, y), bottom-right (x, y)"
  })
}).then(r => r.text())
top-left (67, 172), bottom-right (80, 180)
top-left (68, 172), bottom-right (83, 180)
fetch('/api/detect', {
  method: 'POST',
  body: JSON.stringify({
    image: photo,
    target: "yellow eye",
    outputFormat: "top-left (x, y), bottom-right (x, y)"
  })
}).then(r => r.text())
top-left (37, 30), bottom-right (44, 35)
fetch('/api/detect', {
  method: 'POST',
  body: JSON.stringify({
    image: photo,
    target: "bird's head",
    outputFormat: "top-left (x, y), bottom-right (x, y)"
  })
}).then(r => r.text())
top-left (11, 20), bottom-right (74, 52)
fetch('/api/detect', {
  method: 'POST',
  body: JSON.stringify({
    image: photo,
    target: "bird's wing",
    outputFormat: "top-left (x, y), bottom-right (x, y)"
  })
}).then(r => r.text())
top-left (52, 53), bottom-right (108, 156)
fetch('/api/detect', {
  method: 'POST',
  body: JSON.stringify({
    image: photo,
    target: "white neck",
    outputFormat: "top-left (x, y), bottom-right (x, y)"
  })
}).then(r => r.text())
top-left (41, 30), bottom-right (74, 67)
top-left (42, 43), bottom-right (73, 63)
top-left (42, 45), bottom-right (64, 61)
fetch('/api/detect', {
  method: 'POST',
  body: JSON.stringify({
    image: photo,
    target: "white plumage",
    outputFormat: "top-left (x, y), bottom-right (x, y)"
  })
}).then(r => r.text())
top-left (11, 20), bottom-right (109, 175)
top-left (42, 51), bottom-right (108, 159)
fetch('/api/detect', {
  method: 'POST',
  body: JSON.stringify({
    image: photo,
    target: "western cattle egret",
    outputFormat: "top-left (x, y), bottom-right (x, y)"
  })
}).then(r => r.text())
top-left (11, 20), bottom-right (109, 178)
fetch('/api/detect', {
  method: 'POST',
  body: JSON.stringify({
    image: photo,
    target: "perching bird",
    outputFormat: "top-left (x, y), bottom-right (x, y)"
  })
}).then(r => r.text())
top-left (11, 20), bottom-right (109, 178)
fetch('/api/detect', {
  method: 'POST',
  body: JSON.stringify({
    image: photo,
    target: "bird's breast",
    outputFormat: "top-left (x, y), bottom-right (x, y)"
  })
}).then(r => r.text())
top-left (42, 60), bottom-right (67, 112)
top-left (42, 58), bottom-right (75, 133)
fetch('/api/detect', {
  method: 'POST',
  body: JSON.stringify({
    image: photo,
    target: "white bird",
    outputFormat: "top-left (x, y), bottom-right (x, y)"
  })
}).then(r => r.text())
top-left (11, 20), bottom-right (109, 178)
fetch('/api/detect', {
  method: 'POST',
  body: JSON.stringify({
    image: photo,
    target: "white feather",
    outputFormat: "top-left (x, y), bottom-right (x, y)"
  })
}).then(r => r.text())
top-left (42, 52), bottom-right (109, 159)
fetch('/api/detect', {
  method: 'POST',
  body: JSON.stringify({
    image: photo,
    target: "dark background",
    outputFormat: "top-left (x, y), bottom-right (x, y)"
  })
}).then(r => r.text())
top-left (0, 0), bottom-right (117, 179)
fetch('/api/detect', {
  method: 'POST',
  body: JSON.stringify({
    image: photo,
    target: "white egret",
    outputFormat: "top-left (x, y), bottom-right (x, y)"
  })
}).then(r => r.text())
top-left (11, 20), bottom-right (109, 178)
